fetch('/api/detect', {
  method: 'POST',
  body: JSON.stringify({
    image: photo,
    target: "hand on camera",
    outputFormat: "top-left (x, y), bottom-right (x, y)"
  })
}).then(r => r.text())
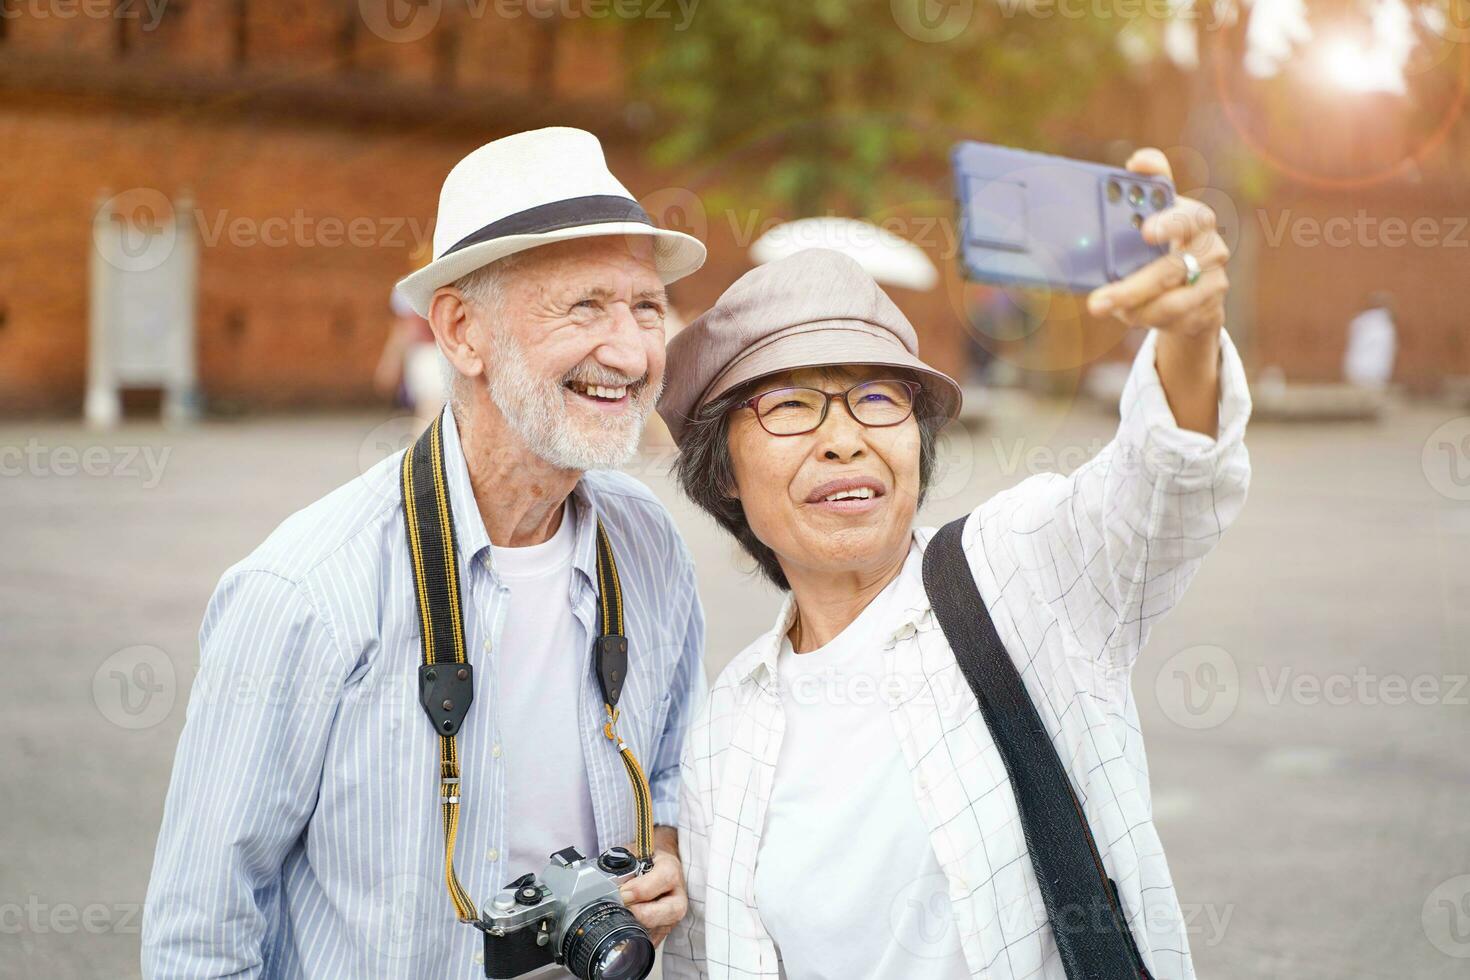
top-left (618, 827), bottom-right (688, 946)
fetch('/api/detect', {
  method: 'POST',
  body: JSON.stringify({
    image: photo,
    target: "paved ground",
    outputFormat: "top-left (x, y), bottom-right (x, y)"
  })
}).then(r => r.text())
top-left (3, 398), bottom-right (1468, 979)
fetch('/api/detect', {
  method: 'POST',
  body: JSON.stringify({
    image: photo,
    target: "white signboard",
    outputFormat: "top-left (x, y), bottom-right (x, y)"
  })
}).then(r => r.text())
top-left (87, 189), bottom-right (198, 427)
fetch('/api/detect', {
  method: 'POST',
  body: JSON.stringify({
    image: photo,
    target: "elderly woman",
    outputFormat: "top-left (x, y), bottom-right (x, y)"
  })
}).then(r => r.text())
top-left (656, 151), bottom-right (1251, 980)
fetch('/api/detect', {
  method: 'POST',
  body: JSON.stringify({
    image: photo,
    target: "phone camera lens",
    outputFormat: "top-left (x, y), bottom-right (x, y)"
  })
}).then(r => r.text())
top-left (1106, 179), bottom-right (1122, 204)
top-left (1130, 213), bottom-right (1144, 230)
top-left (1150, 187), bottom-right (1167, 210)
top-left (1127, 184), bottom-right (1144, 206)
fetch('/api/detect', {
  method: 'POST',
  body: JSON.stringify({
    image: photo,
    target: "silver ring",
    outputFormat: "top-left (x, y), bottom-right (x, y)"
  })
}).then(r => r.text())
top-left (1179, 251), bottom-right (1202, 287)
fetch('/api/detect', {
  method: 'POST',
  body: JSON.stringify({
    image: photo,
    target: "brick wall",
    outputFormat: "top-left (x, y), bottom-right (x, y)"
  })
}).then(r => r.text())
top-left (0, 1), bottom-right (1464, 414)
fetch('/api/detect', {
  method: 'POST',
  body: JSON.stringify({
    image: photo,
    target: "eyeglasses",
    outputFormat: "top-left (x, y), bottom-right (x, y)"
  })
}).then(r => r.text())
top-left (733, 379), bottom-right (922, 436)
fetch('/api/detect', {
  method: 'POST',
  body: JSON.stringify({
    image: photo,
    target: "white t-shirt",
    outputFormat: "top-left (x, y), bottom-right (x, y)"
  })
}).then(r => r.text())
top-left (754, 543), bottom-right (973, 980)
top-left (493, 501), bottom-right (600, 880)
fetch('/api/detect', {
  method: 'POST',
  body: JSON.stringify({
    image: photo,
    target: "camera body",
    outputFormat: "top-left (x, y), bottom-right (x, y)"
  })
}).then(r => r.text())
top-left (480, 845), bottom-right (652, 980)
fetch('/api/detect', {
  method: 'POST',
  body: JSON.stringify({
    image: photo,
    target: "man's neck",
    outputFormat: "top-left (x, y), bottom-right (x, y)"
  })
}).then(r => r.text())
top-left (453, 400), bottom-right (580, 548)
top-left (783, 542), bottom-right (910, 653)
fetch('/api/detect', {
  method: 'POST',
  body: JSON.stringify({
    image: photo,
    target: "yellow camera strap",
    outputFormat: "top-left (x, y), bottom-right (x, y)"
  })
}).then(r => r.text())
top-left (399, 415), bottom-right (656, 923)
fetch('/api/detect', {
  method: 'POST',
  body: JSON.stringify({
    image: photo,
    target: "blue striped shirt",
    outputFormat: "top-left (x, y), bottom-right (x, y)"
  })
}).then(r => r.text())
top-left (142, 409), bottom-right (705, 978)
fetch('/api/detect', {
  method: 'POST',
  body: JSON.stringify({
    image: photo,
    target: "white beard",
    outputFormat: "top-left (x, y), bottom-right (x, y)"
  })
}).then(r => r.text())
top-left (484, 327), bottom-right (660, 472)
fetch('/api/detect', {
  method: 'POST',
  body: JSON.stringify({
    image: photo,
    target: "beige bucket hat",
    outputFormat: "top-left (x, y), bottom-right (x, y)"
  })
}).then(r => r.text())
top-left (657, 248), bottom-right (963, 444)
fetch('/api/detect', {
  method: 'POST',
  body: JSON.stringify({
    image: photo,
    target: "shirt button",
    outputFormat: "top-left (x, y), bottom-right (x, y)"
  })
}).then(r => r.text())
top-left (491, 743), bottom-right (502, 758)
top-left (474, 951), bottom-right (484, 964)
top-left (487, 848), bottom-right (500, 862)
top-left (482, 639), bottom-right (491, 652)
top-left (917, 774), bottom-right (930, 791)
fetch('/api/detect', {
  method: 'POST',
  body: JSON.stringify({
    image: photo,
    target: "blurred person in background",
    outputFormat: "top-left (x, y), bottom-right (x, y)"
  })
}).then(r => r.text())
top-left (658, 150), bottom-right (1251, 980)
top-left (142, 128), bottom-right (708, 978)
top-left (375, 244), bottom-right (449, 423)
top-left (1344, 290), bottom-right (1398, 389)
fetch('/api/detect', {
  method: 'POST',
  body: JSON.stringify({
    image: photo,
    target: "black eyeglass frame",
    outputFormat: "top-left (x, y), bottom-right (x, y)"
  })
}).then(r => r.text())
top-left (731, 378), bottom-right (923, 437)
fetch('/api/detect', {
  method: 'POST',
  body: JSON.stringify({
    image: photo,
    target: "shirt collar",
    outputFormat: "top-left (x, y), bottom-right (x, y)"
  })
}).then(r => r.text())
top-left (734, 529), bottom-right (939, 685)
top-left (439, 407), bottom-right (600, 586)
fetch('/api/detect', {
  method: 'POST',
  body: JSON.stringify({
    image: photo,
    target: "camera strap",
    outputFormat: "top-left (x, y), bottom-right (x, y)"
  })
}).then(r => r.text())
top-left (400, 414), bottom-right (657, 924)
top-left (921, 516), bottom-right (1155, 980)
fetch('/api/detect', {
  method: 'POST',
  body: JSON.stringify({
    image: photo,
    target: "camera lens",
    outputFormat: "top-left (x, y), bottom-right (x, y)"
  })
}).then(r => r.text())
top-left (1127, 183), bottom-right (1144, 206)
top-left (562, 902), bottom-right (654, 980)
top-left (1150, 186), bottom-right (1167, 210)
top-left (1106, 179), bottom-right (1122, 203)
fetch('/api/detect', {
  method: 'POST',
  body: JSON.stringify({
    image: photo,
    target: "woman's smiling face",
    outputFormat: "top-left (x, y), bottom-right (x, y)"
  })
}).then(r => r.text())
top-left (725, 365), bottom-right (923, 584)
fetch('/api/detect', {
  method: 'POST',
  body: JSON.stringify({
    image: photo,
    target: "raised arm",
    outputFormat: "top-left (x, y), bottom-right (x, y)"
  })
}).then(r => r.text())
top-left (971, 325), bottom-right (1251, 680)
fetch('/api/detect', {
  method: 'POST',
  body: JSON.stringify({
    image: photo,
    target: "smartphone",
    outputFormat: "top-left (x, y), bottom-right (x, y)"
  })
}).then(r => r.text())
top-left (952, 141), bottom-right (1174, 294)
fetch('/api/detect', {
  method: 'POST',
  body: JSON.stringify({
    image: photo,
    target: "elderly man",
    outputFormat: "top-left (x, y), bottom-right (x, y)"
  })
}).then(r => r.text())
top-left (143, 128), bottom-right (708, 979)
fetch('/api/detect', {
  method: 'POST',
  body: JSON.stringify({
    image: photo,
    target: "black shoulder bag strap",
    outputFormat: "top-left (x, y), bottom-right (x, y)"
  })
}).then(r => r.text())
top-left (921, 516), bottom-right (1154, 980)
top-left (400, 415), bottom-right (656, 924)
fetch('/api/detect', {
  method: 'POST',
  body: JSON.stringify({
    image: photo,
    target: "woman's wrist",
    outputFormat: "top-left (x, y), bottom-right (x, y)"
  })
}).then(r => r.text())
top-left (1153, 326), bottom-right (1222, 437)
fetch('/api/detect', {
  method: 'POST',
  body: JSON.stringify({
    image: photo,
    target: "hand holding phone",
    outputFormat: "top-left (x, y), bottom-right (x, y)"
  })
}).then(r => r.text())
top-left (952, 141), bottom-right (1175, 294)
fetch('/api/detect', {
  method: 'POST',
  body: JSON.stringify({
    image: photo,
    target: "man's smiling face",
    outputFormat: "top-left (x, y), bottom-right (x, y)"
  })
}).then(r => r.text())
top-left (469, 235), bottom-right (670, 472)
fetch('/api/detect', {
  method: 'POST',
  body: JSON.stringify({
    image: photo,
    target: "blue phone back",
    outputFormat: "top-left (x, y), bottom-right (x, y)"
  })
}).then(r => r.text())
top-left (952, 141), bottom-right (1174, 293)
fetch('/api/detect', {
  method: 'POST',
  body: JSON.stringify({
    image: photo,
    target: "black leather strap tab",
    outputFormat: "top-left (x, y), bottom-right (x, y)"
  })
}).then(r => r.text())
top-left (922, 516), bottom-right (1151, 980)
top-left (595, 634), bottom-right (629, 710)
top-left (442, 195), bottom-right (652, 258)
top-left (419, 662), bottom-right (474, 736)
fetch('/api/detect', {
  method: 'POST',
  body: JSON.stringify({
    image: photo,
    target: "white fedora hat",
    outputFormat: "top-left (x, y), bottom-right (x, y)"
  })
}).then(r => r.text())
top-left (396, 127), bottom-right (707, 316)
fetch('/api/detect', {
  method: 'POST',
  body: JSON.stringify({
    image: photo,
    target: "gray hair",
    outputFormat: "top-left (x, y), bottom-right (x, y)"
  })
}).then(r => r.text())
top-left (442, 253), bottom-right (525, 410)
top-left (672, 374), bottom-right (945, 591)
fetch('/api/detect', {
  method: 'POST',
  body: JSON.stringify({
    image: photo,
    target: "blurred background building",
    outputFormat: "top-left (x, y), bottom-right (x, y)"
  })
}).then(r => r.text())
top-left (1, 0), bottom-right (1466, 416)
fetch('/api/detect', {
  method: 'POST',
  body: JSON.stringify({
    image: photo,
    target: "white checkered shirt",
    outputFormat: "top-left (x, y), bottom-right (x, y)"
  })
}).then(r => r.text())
top-left (664, 328), bottom-right (1252, 980)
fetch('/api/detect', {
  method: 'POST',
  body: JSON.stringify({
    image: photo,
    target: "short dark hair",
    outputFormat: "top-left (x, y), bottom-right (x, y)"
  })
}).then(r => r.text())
top-left (672, 373), bottom-right (946, 590)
